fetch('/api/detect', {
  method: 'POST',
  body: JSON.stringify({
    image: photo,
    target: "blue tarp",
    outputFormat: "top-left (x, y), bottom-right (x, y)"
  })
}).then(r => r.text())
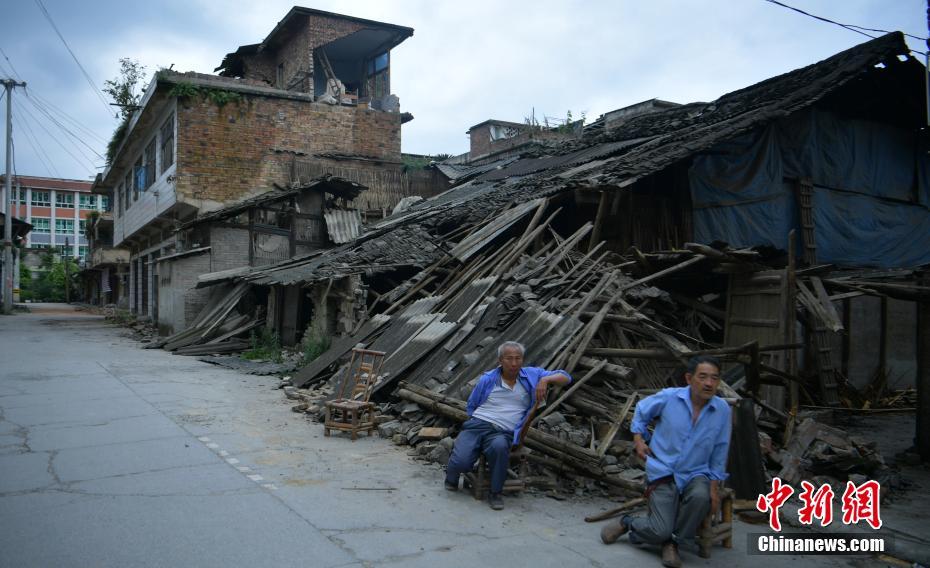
top-left (691, 108), bottom-right (930, 268)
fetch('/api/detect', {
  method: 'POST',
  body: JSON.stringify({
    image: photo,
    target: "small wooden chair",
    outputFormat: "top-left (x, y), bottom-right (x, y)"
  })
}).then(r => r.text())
top-left (698, 487), bottom-right (734, 558)
top-left (462, 448), bottom-right (529, 500)
top-left (323, 348), bottom-right (385, 441)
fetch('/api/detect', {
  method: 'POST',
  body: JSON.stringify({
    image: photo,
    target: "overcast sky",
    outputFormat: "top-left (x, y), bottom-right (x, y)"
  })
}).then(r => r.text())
top-left (0, 0), bottom-right (925, 182)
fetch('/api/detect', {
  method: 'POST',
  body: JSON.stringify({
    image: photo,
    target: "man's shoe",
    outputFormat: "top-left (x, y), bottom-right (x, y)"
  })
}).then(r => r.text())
top-left (600, 519), bottom-right (628, 544)
top-left (444, 479), bottom-right (458, 492)
top-left (488, 492), bottom-right (504, 510)
top-left (661, 542), bottom-right (682, 568)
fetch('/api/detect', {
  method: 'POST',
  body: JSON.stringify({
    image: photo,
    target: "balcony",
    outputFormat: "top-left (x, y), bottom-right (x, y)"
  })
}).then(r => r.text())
top-left (88, 246), bottom-right (130, 269)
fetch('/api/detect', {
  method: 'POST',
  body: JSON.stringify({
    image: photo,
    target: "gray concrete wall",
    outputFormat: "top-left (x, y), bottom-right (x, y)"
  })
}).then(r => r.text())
top-left (210, 226), bottom-right (250, 272)
top-left (156, 252), bottom-right (211, 336)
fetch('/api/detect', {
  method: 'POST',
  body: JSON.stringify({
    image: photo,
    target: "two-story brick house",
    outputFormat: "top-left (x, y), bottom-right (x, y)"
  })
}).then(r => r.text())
top-left (92, 6), bottom-right (415, 334)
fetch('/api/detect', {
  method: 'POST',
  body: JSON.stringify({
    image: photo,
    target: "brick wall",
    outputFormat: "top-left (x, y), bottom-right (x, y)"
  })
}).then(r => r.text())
top-left (468, 123), bottom-right (570, 162)
top-left (243, 52), bottom-right (277, 87)
top-left (240, 14), bottom-right (368, 93)
top-left (210, 226), bottom-right (251, 272)
top-left (174, 94), bottom-right (401, 210)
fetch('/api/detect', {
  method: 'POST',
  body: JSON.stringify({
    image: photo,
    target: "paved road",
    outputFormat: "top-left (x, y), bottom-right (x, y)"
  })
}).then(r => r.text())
top-left (1, 305), bottom-right (851, 568)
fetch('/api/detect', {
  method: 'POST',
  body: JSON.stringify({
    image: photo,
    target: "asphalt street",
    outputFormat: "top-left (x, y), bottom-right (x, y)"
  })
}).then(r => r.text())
top-left (0, 305), bottom-right (856, 568)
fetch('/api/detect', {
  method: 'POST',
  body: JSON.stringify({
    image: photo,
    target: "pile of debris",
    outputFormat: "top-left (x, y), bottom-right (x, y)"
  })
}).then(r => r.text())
top-left (280, 193), bottom-right (905, 498)
top-left (147, 283), bottom-right (265, 355)
top-left (282, 198), bottom-right (761, 496)
top-left (770, 417), bottom-right (892, 489)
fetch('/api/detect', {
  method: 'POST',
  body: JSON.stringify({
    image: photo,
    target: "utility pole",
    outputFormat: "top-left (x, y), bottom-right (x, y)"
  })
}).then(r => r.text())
top-left (63, 237), bottom-right (70, 304)
top-left (3, 78), bottom-right (27, 315)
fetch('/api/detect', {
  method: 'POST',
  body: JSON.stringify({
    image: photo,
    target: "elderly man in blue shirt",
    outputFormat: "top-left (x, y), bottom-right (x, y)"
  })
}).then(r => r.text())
top-left (444, 341), bottom-right (571, 510)
top-left (601, 355), bottom-right (731, 568)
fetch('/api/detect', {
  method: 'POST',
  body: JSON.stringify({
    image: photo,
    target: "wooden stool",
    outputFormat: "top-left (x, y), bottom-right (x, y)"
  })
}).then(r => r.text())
top-left (698, 487), bottom-right (734, 558)
top-left (462, 450), bottom-right (528, 500)
top-left (323, 348), bottom-right (385, 441)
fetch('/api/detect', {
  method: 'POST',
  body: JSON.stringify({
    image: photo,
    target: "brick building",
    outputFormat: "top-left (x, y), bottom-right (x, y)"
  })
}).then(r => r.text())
top-left (466, 119), bottom-right (578, 164)
top-left (92, 6), bottom-right (415, 334)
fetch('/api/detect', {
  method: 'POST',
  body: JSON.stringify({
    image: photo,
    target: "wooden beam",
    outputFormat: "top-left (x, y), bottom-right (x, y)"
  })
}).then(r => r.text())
top-left (588, 191), bottom-right (610, 253)
top-left (534, 360), bottom-right (607, 424)
top-left (619, 255), bottom-right (704, 292)
top-left (596, 391), bottom-right (638, 458)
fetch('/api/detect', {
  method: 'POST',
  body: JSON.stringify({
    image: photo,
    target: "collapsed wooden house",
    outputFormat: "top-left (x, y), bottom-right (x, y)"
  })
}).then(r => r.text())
top-left (156, 31), bottom-right (929, 488)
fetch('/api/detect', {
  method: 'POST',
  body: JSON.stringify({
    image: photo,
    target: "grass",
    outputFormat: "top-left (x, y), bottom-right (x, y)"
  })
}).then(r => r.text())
top-left (301, 327), bottom-right (331, 364)
top-left (242, 328), bottom-right (283, 362)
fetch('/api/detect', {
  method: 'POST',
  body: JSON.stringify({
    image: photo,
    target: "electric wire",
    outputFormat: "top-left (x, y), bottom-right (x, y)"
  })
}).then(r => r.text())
top-left (17, 95), bottom-right (103, 169)
top-left (24, 95), bottom-right (105, 161)
top-left (762, 0), bottom-right (928, 56)
top-left (14, 99), bottom-right (66, 177)
top-left (33, 0), bottom-right (115, 117)
top-left (0, 46), bottom-right (24, 81)
top-left (0, 46), bottom-right (109, 148)
top-left (14, 109), bottom-right (57, 178)
top-left (27, 90), bottom-right (107, 146)
top-left (14, 97), bottom-right (96, 173)
top-left (17, 101), bottom-right (60, 177)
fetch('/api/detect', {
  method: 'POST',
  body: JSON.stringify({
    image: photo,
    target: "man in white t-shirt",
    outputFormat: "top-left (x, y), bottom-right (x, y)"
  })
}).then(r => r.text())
top-left (444, 341), bottom-right (571, 510)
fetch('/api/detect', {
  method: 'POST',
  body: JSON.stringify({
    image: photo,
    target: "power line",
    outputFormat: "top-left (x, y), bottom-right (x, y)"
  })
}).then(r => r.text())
top-left (14, 105), bottom-right (60, 177)
top-left (27, 90), bottom-right (107, 146)
top-left (33, 0), bottom-right (116, 118)
top-left (762, 0), bottom-right (929, 56)
top-left (0, 44), bottom-right (108, 147)
top-left (24, 95), bottom-right (105, 161)
top-left (14, 97), bottom-right (97, 173)
top-left (0, 47), bottom-right (23, 81)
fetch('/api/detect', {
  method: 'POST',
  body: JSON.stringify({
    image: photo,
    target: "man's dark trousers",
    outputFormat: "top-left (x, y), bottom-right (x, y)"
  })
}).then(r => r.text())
top-left (445, 418), bottom-right (512, 493)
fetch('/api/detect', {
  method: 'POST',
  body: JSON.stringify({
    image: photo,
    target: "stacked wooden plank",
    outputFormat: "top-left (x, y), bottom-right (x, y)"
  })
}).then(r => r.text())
top-left (151, 283), bottom-right (261, 355)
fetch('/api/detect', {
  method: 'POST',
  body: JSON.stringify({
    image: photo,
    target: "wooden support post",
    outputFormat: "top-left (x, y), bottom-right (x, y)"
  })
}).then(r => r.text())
top-left (747, 341), bottom-right (761, 397)
top-left (786, 230), bottom-right (798, 439)
top-left (879, 296), bottom-right (888, 384)
top-left (841, 297), bottom-right (851, 380)
top-left (917, 270), bottom-right (930, 460)
top-left (589, 190), bottom-right (610, 253)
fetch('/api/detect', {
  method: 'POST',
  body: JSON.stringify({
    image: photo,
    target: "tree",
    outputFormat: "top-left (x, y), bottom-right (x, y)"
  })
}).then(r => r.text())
top-left (104, 58), bottom-right (147, 164)
top-left (103, 58), bottom-right (146, 121)
top-left (23, 252), bottom-right (79, 302)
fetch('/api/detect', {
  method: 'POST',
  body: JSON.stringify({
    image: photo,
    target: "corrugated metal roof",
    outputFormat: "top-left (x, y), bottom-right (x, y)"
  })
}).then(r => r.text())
top-left (324, 209), bottom-right (362, 244)
top-left (434, 156), bottom-right (518, 181)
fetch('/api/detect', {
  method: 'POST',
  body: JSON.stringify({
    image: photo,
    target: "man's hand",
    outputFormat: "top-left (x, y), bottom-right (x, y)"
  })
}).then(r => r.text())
top-left (535, 377), bottom-right (551, 402)
top-left (536, 373), bottom-right (570, 402)
top-left (710, 481), bottom-right (720, 516)
top-left (633, 434), bottom-right (652, 461)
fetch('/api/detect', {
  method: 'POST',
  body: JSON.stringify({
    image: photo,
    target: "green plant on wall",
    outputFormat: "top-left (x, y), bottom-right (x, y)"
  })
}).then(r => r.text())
top-left (104, 58), bottom-right (147, 165)
top-left (168, 81), bottom-right (242, 107)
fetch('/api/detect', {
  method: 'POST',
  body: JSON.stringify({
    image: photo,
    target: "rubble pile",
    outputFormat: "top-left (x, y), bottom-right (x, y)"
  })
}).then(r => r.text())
top-left (273, 197), bottom-right (791, 496)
